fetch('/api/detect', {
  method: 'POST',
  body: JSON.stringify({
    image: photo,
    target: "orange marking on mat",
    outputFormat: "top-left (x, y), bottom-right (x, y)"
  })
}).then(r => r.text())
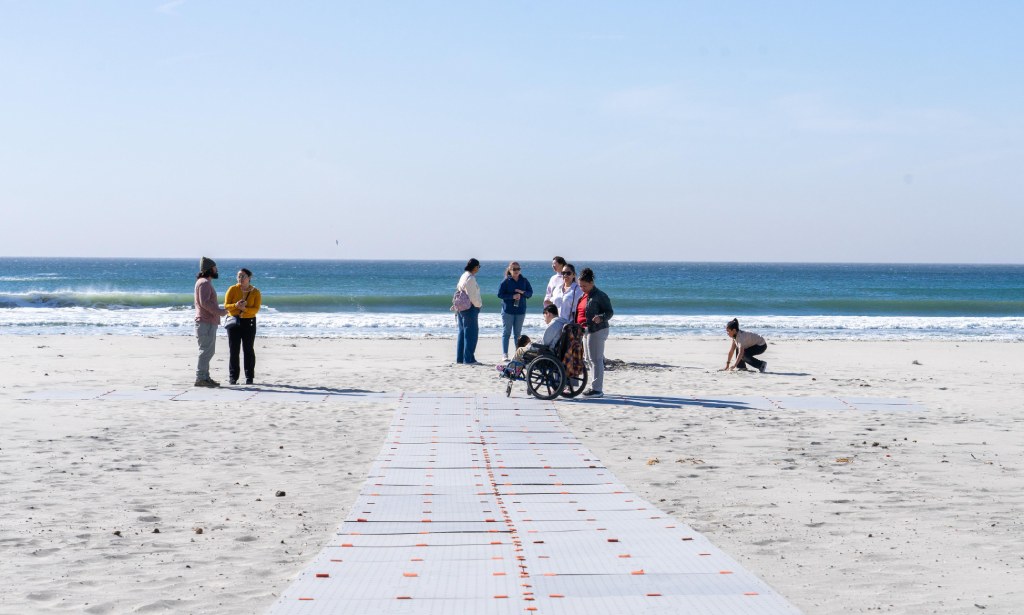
top-left (315, 573), bottom-right (329, 578)
top-left (298, 597), bottom-right (314, 601)
top-left (631, 570), bottom-right (645, 575)
top-left (646, 593), bottom-right (662, 597)
top-left (550, 593), bottom-right (564, 598)
top-left (403, 572), bottom-right (418, 577)
top-left (720, 570), bottom-right (733, 574)
top-left (745, 592), bottom-right (760, 596)
top-left (494, 595), bottom-right (508, 599)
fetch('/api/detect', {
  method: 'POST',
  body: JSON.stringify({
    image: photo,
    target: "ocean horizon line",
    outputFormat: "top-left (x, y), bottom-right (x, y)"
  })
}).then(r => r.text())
top-left (3, 256), bottom-right (1024, 267)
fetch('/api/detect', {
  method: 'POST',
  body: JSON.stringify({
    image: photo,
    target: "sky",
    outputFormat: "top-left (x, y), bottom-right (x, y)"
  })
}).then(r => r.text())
top-left (0, 1), bottom-right (1021, 263)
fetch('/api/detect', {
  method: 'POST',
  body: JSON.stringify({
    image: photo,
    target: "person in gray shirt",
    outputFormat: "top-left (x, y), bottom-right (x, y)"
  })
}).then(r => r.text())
top-left (541, 304), bottom-right (568, 347)
top-left (721, 318), bottom-right (768, 372)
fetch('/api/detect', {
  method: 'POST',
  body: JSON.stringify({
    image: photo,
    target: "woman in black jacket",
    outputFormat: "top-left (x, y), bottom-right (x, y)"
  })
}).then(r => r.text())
top-left (577, 267), bottom-right (613, 398)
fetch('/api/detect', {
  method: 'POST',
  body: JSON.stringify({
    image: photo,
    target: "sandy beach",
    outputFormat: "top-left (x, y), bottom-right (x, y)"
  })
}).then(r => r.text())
top-left (1, 334), bottom-right (1021, 614)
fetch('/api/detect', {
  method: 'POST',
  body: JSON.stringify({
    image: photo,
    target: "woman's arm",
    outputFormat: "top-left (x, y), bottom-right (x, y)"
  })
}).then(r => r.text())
top-left (592, 292), bottom-right (613, 324)
top-left (522, 278), bottom-right (534, 299)
top-left (600, 293), bottom-right (613, 320)
top-left (224, 286), bottom-right (239, 316)
top-left (246, 289), bottom-right (262, 316)
top-left (497, 278), bottom-right (514, 300)
top-left (468, 276), bottom-right (483, 308)
top-left (722, 343), bottom-right (736, 371)
top-left (733, 346), bottom-right (745, 369)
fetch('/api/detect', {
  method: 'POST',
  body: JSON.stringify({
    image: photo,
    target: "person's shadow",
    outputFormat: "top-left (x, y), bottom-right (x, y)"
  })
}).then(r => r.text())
top-left (563, 394), bottom-right (770, 410)
top-left (236, 383), bottom-right (380, 396)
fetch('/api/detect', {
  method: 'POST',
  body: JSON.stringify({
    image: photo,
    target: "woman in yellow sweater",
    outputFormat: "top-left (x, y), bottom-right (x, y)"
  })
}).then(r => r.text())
top-left (224, 268), bottom-right (262, 385)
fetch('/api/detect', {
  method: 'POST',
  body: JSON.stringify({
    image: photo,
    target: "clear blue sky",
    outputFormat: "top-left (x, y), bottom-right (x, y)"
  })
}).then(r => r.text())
top-left (1, 1), bottom-right (1021, 262)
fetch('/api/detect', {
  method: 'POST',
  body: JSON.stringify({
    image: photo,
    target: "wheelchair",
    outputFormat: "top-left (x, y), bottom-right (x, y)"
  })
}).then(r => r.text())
top-left (497, 323), bottom-right (589, 400)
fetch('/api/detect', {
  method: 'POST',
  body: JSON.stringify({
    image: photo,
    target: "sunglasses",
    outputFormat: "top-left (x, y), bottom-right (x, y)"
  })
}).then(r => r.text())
top-left (511, 267), bottom-right (521, 271)
top-left (561, 271), bottom-right (573, 276)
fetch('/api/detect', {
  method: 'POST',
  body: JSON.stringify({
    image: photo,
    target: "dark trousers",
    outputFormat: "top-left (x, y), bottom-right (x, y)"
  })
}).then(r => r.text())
top-left (227, 318), bottom-right (257, 381)
top-left (456, 306), bottom-right (480, 363)
top-left (738, 343), bottom-right (767, 370)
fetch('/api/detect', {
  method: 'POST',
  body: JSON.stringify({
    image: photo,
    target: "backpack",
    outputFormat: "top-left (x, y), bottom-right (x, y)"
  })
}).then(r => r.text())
top-left (451, 287), bottom-right (471, 312)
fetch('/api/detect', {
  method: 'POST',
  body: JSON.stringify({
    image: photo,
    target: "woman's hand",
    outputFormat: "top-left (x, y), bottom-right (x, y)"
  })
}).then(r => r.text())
top-left (592, 315), bottom-right (602, 324)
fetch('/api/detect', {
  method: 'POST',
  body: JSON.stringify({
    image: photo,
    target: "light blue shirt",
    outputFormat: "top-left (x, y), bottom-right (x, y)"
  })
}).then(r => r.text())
top-left (542, 316), bottom-right (569, 347)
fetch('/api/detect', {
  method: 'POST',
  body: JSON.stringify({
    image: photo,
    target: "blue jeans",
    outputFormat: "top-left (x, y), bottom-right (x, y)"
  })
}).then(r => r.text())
top-left (456, 306), bottom-right (480, 363)
top-left (501, 312), bottom-right (526, 356)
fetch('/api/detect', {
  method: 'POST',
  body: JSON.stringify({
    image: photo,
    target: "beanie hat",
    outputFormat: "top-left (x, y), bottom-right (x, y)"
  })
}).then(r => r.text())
top-left (199, 256), bottom-right (217, 273)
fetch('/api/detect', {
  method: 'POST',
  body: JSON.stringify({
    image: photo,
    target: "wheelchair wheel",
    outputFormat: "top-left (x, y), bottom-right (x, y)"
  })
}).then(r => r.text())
top-left (525, 356), bottom-right (565, 401)
top-left (560, 364), bottom-right (589, 399)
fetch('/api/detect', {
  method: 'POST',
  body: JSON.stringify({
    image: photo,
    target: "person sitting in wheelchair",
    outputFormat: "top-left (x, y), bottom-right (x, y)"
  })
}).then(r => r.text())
top-left (519, 304), bottom-right (570, 361)
top-left (540, 304), bottom-right (569, 348)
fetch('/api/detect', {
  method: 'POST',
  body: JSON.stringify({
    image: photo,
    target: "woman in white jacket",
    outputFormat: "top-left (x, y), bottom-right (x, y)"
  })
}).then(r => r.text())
top-left (550, 263), bottom-right (583, 320)
top-left (455, 258), bottom-right (483, 364)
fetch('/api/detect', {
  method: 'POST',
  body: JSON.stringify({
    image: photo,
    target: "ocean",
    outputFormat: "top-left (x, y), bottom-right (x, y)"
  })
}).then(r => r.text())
top-left (0, 258), bottom-right (1021, 340)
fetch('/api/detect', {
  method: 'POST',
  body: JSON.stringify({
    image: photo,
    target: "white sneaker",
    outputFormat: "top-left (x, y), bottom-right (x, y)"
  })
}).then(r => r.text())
top-left (502, 354), bottom-right (509, 361)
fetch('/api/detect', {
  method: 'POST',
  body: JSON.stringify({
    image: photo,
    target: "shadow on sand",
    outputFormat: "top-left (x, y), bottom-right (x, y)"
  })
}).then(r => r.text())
top-left (233, 383), bottom-right (380, 396)
top-left (562, 394), bottom-right (770, 411)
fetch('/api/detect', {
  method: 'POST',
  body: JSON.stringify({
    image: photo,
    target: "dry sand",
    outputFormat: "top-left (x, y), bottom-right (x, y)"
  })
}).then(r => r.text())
top-left (1, 334), bottom-right (1021, 614)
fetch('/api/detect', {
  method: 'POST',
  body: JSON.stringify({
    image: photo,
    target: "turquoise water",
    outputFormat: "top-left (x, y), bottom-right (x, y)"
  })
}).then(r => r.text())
top-left (1, 258), bottom-right (1021, 339)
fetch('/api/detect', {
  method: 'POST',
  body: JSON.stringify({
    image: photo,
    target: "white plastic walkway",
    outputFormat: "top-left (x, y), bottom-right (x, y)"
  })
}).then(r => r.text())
top-left (268, 394), bottom-right (803, 615)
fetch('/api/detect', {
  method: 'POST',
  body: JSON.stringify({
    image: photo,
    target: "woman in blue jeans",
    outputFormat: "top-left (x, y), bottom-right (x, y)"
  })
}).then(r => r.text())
top-left (497, 261), bottom-right (533, 360)
top-left (455, 258), bottom-right (483, 364)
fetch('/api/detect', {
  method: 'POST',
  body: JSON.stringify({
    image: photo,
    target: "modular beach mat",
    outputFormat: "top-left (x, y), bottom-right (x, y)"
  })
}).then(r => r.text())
top-left (268, 394), bottom-right (803, 615)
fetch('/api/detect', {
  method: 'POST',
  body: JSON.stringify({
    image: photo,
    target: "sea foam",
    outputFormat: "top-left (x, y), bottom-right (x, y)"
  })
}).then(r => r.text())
top-left (1, 308), bottom-right (1021, 340)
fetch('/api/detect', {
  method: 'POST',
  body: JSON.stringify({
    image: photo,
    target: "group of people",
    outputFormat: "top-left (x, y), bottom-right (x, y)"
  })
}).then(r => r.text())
top-left (189, 255), bottom-right (769, 391)
top-left (452, 257), bottom-right (771, 396)
top-left (454, 256), bottom-right (614, 398)
top-left (193, 257), bottom-right (262, 387)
